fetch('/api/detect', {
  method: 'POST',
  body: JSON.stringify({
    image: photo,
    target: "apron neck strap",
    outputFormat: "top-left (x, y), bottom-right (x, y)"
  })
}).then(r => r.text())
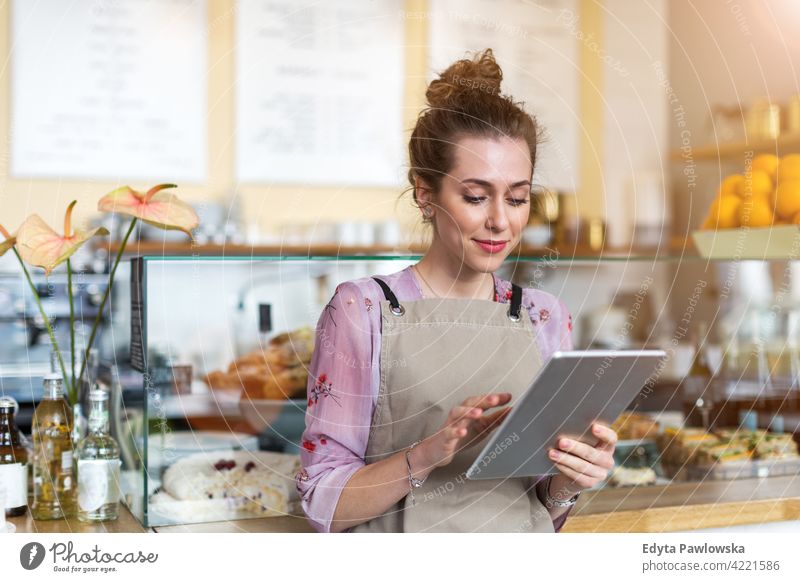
top-left (374, 275), bottom-right (524, 320)
top-left (372, 276), bottom-right (401, 311)
top-left (509, 282), bottom-right (523, 319)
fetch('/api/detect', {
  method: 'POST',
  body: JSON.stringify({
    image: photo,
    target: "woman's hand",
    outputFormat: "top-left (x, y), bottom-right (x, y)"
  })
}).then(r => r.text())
top-left (417, 392), bottom-right (513, 469)
top-left (547, 423), bottom-right (617, 496)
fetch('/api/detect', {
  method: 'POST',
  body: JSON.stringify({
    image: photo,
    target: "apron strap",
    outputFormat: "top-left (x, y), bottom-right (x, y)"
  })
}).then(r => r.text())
top-left (372, 277), bottom-right (405, 316)
top-left (509, 283), bottom-right (523, 321)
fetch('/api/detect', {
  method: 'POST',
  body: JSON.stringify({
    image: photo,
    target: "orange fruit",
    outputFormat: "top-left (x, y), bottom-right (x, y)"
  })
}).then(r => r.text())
top-left (774, 180), bottom-right (800, 219)
top-left (701, 198), bottom-right (721, 230)
top-left (739, 195), bottom-right (774, 227)
top-left (751, 154), bottom-right (779, 182)
top-left (737, 169), bottom-right (773, 198)
top-left (703, 194), bottom-right (741, 229)
top-left (720, 174), bottom-right (744, 197)
top-left (779, 154), bottom-right (800, 181)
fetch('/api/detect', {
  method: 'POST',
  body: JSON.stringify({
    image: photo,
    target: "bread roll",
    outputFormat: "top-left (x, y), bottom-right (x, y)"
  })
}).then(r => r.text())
top-left (261, 366), bottom-right (309, 400)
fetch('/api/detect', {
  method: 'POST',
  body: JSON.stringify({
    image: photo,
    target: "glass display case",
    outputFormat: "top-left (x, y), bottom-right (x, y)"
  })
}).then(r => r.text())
top-left (116, 254), bottom-right (800, 527)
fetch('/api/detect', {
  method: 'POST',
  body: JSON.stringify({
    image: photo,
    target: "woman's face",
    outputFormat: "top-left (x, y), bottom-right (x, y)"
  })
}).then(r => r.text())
top-left (421, 135), bottom-right (532, 275)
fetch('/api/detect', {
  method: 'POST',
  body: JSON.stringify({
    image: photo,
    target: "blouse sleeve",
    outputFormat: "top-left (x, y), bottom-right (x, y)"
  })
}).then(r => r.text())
top-left (529, 295), bottom-right (577, 533)
top-left (295, 281), bottom-right (374, 533)
top-left (550, 297), bottom-right (576, 533)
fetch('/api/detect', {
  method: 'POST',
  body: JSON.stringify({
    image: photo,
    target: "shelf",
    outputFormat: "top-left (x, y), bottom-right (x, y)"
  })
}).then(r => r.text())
top-left (669, 132), bottom-right (800, 162)
top-left (99, 238), bottom-right (700, 261)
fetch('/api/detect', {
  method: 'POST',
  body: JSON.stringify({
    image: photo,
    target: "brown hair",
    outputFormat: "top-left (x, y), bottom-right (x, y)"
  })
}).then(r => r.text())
top-left (407, 48), bottom-right (542, 223)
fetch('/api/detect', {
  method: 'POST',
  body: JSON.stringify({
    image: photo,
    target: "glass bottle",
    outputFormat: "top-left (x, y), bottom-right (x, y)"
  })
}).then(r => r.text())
top-left (76, 389), bottom-right (120, 522)
top-left (50, 347), bottom-right (88, 445)
top-left (72, 348), bottom-right (98, 445)
top-left (682, 322), bottom-right (715, 429)
top-left (31, 374), bottom-right (76, 520)
top-left (0, 397), bottom-right (29, 517)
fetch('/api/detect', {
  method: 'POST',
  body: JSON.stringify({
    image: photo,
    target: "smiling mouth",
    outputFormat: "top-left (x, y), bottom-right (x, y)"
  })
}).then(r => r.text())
top-left (472, 239), bottom-right (509, 253)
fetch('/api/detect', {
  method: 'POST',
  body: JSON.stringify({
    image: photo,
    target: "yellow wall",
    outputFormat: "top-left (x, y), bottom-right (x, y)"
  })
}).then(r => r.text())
top-left (0, 0), bottom-right (604, 237)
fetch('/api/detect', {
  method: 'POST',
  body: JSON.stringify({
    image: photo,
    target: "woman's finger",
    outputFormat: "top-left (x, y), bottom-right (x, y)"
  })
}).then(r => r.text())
top-left (548, 448), bottom-right (608, 480)
top-left (556, 437), bottom-right (614, 470)
top-left (478, 407), bottom-right (511, 431)
top-left (592, 423), bottom-right (618, 452)
top-left (449, 405), bottom-right (482, 424)
top-left (445, 424), bottom-right (466, 441)
top-left (462, 392), bottom-right (512, 410)
top-left (551, 461), bottom-right (595, 490)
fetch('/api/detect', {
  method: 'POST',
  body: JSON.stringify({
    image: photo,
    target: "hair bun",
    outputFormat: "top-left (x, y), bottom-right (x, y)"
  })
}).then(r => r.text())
top-left (426, 48), bottom-right (503, 108)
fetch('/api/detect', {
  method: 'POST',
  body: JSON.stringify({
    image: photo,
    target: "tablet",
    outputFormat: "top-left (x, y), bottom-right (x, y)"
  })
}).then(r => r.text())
top-left (465, 349), bottom-right (666, 480)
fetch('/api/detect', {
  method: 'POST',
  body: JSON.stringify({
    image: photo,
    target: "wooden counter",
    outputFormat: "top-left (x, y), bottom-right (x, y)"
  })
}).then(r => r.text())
top-left (7, 504), bottom-right (147, 533)
top-left (7, 504), bottom-right (313, 533)
top-left (9, 474), bottom-right (800, 533)
top-left (561, 474), bottom-right (800, 533)
top-left (152, 515), bottom-right (314, 533)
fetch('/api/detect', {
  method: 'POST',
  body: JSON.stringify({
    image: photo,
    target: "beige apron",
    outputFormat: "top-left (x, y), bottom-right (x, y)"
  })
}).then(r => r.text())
top-left (350, 276), bottom-right (554, 533)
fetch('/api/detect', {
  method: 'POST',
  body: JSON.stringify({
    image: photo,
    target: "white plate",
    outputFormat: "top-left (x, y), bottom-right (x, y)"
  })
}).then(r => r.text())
top-left (692, 225), bottom-right (800, 259)
top-left (139, 431), bottom-right (259, 469)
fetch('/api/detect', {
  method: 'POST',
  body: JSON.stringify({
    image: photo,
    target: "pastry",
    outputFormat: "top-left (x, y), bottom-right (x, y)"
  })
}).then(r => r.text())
top-left (612, 411), bottom-right (660, 441)
top-left (693, 440), bottom-right (751, 465)
top-left (266, 327), bottom-right (315, 368)
top-left (751, 432), bottom-right (799, 460)
top-left (151, 450), bottom-right (303, 521)
top-left (204, 326), bottom-right (315, 401)
top-left (261, 366), bottom-right (309, 400)
top-left (657, 427), bottom-right (719, 465)
top-left (608, 466), bottom-right (657, 487)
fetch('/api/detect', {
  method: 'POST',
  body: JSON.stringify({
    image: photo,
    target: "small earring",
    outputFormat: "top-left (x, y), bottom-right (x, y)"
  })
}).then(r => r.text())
top-left (423, 207), bottom-right (433, 218)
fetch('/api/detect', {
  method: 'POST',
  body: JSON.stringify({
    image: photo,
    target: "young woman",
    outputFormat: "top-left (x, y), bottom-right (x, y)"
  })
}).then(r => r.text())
top-left (296, 48), bottom-right (617, 533)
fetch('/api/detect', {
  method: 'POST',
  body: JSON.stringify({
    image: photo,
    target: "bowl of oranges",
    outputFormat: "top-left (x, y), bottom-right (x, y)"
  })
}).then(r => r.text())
top-left (692, 153), bottom-right (800, 259)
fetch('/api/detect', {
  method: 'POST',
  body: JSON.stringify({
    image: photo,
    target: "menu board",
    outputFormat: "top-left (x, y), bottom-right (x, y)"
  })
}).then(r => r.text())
top-left (235, 0), bottom-right (405, 187)
top-left (429, 0), bottom-right (579, 192)
top-left (11, 0), bottom-right (207, 182)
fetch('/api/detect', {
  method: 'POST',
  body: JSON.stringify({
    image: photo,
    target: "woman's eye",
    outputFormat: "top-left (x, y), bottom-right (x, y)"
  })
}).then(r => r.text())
top-left (463, 195), bottom-right (486, 205)
top-left (508, 198), bottom-right (529, 207)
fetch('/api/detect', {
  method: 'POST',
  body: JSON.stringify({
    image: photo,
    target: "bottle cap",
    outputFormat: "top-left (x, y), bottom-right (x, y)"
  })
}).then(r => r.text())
top-left (0, 396), bottom-right (18, 411)
top-left (44, 373), bottom-right (63, 381)
top-left (88, 389), bottom-right (109, 402)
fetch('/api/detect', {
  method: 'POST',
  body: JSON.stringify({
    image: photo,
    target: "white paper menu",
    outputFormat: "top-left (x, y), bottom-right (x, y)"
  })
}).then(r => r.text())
top-left (235, 0), bottom-right (405, 187)
top-left (11, 0), bottom-right (208, 182)
top-left (429, 0), bottom-right (579, 192)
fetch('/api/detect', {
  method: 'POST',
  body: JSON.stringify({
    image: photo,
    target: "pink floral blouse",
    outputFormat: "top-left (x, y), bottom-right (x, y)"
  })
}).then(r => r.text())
top-left (295, 265), bottom-right (575, 533)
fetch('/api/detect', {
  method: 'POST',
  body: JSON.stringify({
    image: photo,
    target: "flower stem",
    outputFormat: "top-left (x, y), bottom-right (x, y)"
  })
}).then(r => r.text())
top-left (67, 259), bottom-right (76, 396)
top-left (77, 218), bottom-right (137, 392)
top-left (12, 248), bottom-right (69, 397)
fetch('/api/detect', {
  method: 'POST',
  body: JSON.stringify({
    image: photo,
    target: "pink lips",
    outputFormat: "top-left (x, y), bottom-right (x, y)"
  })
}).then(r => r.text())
top-left (473, 239), bottom-right (508, 253)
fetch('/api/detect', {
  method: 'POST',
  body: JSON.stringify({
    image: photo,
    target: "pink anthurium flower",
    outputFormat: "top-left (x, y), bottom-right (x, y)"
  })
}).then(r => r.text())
top-left (16, 201), bottom-right (109, 275)
top-left (97, 183), bottom-right (198, 236)
top-left (0, 225), bottom-right (16, 257)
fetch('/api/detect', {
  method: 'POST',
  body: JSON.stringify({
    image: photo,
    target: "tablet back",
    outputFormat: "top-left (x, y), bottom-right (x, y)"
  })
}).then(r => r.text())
top-left (465, 350), bottom-right (666, 480)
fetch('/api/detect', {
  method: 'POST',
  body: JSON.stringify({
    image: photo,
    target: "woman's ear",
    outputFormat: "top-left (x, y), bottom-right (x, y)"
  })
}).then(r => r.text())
top-left (415, 176), bottom-right (434, 218)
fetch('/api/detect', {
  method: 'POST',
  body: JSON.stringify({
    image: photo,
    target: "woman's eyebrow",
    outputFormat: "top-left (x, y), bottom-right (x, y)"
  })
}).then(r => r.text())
top-left (460, 178), bottom-right (532, 188)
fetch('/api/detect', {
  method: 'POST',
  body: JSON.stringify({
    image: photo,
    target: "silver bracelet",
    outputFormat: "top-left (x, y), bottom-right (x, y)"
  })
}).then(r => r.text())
top-left (542, 474), bottom-right (581, 508)
top-left (405, 440), bottom-right (426, 506)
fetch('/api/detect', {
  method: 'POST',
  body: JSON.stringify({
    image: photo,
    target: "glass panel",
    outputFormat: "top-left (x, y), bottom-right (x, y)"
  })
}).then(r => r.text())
top-left (106, 256), bottom-right (800, 527)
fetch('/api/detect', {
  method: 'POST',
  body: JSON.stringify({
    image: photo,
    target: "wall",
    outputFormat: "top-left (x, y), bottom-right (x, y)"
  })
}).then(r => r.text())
top-left (667, 0), bottom-right (800, 229)
top-left (0, 0), bottom-right (608, 243)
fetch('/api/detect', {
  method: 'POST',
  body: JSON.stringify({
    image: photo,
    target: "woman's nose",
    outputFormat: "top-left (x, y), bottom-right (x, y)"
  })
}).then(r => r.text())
top-left (486, 198), bottom-right (510, 230)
